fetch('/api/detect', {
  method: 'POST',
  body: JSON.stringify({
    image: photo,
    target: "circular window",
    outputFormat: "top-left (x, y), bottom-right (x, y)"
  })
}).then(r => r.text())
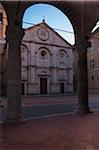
top-left (60, 52), bottom-right (64, 57)
top-left (41, 51), bottom-right (47, 57)
top-left (37, 28), bottom-right (49, 41)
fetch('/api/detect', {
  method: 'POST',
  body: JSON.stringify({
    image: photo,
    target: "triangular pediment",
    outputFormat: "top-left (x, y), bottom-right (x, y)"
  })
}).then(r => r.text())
top-left (23, 21), bottom-right (72, 48)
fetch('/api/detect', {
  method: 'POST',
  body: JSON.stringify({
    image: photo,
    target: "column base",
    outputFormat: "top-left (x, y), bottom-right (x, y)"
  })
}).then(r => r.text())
top-left (4, 117), bottom-right (26, 125)
top-left (76, 107), bottom-right (93, 114)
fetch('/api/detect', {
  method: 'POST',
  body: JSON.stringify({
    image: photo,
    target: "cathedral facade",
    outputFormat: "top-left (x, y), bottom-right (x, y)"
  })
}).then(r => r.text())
top-left (0, 4), bottom-right (73, 96)
top-left (21, 20), bottom-right (73, 95)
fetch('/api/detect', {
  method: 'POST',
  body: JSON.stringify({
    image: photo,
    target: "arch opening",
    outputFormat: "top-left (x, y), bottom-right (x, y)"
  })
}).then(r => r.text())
top-left (21, 3), bottom-right (74, 95)
top-left (0, 2), bottom-right (8, 96)
top-left (92, 21), bottom-right (99, 33)
top-left (22, 3), bottom-right (75, 45)
top-left (0, 3), bottom-right (8, 38)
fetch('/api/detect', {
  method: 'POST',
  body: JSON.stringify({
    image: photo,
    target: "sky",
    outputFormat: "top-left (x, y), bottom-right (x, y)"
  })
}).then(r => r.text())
top-left (22, 4), bottom-right (75, 45)
top-left (22, 3), bottom-right (99, 45)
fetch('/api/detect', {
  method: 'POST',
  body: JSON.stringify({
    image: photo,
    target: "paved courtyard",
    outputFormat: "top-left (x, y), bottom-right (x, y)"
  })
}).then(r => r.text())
top-left (0, 93), bottom-right (99, 107)
top-left (1, 110), bottom-right (99, 150)
top-left (0, 94), bottom-right (99, 150)
top-left (0, 94), bottom-right (99, 121)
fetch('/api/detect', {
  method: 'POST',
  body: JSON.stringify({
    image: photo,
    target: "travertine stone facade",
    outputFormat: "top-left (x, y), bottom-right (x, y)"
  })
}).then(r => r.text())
top-left (0, 20), bottom-right (73, 96)
top-left (87, 27), bottom-right (99, 93)
top-left (21, 21), bottom-right (73, 95)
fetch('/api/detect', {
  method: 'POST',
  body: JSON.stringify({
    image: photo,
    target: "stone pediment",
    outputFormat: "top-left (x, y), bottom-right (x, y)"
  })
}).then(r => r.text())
top-left (23, 21), bottom-right (72, 48)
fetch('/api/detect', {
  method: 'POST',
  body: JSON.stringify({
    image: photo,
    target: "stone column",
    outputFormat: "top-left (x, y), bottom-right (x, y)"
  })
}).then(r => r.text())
top-left (77, 37), bottom-right (91, 113)
top-left (6, 26), bottom-right (24, 124)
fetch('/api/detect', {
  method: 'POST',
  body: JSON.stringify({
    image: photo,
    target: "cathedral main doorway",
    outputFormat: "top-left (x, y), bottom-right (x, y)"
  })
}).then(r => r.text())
top-left (21, 83), bottom-right (25, 95)
top-left (60, 83), bottom-right (64, 94)
top-left (40, 78), bottom-right (47, 94)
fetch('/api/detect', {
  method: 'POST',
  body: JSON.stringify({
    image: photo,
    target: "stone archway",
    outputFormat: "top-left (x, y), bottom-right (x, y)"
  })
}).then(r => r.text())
top-left (1, 1), bottom-right (99, 123)
top-left (0, 3), bottom-right (8, 97)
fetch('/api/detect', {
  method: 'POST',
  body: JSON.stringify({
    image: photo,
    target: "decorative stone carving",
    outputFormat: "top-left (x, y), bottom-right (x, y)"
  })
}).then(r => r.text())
top-left (37, 28), bottom-right (49, 41)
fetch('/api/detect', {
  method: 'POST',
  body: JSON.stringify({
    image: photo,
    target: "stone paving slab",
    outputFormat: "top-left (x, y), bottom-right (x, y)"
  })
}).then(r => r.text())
top-left (0, 94), bottom-right (99, 108)
top-left (1, 110), bottom-right (99, 150)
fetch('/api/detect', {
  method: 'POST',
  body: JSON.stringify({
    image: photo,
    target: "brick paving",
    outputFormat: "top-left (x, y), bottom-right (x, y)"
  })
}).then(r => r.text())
top-left (1, 110), bottom-right (99, 150)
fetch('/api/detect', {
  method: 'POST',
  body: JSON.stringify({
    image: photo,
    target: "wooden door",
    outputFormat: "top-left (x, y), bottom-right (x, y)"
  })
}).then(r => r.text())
top-left (40, 78), bottom-right (47, 94)
top-left (21, 83), bottom-right (24, 95)
top-left (60, 83), bottom-right (64, 94)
